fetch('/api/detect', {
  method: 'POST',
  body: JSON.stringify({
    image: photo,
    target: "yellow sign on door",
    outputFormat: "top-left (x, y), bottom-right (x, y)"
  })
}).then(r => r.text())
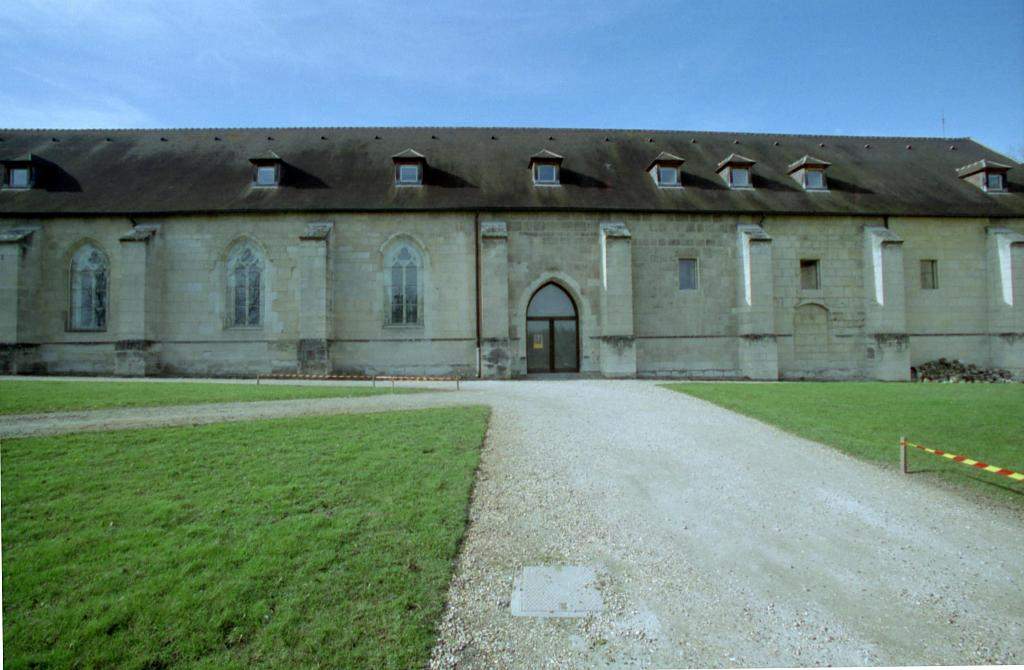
top-left (532, 333), bottom-right (544, 349)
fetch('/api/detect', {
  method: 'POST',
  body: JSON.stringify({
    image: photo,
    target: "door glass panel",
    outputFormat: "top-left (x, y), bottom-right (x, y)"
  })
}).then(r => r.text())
top-left (527, 284), bottom-right (576, 317)
top-left (552, 320), bottom-right (578, 371)
top-left (526, 320), bottom-right (551, 372)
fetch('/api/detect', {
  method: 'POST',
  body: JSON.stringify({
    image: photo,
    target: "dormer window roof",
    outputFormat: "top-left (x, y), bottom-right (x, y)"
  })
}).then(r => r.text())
top-left (957, 158), bottom-right (1010, 193)
top-left (2, 153), bottom-right (36, 190)
top-left (647, 152), bottom-right (685, 188)
top-left (529, 149), bottom-right (563, 185)
top-left (716, 153), bottom-right (756, 189)
top-left (787, 155), bottom-right (831, 191)
top-left (249, 150), bottom-right (282, 187)
top-left (392, 148), bottom-right (425, 186)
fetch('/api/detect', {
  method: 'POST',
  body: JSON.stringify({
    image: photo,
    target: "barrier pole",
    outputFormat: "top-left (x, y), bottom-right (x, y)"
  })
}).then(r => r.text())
top-left (372, 375), bottom-right (376, 388)
top-left (256, 374), bottom-right (260, 386)
top-left (456, 377), bottom-right (460, 391)
top-left (900, 436), bottom-right (908, 474)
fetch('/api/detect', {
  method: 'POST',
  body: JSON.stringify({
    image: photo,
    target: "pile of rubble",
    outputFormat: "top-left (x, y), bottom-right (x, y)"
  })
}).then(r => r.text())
top-left (913, 358), bottom-right (1016, 383)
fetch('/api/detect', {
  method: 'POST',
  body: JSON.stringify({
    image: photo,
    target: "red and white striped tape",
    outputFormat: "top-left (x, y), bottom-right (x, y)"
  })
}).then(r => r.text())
top-left (905, 440), bottom-right (1024, 482)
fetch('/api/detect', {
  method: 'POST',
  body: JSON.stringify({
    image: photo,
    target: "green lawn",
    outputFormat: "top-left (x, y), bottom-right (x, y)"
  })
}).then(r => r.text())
top-left (0, 380), bottom-right (425, 415)
top-left (1, 406), bottom-right (489, 669)
top-left (664, 382), bottom-right (1024, 499)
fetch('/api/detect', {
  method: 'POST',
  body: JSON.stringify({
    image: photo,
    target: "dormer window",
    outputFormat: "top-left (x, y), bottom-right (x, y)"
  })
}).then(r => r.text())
top-left (787, 155), bottom-right (831, 191)
top-left (805, 170), bottom-right (825, 189)
top-left (397, 163), bottom-right (422, 185)
top-left (716, 153), bottom-right (756, 189)
top-left (2, 154), bottom-right (36, 190)
top-left (249, 151), bottom-right (282, 187)
top-left (956, 158), bottom-right (1010, 193)
top-left (255, 165), bottom-right (278, 186)
top-left (8, 167), bottom-right (31, 188)
top-left (529, 149), bottom-right (563, 186)
top-left (647, 152), bottom-right (684, 188)
top-left (392, 148), bottom-right (426, 186)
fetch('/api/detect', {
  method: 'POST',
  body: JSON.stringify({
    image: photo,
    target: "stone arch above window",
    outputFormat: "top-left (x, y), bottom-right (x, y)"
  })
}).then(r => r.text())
top-left (383, 239), bottom-right (424, 326)
top-left (227, 240), bottom-right (264, 327)
top-left (68, 243), bottom-right (109, 331)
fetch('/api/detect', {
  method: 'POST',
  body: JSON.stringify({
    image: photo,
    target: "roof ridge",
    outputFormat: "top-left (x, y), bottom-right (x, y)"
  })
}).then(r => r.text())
top-left (0, 125), bottom-right (974, 142)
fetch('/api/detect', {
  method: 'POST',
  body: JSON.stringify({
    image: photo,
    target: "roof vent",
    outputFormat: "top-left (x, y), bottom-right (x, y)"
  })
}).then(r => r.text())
top-left (105, 137), bottom-right (112, 142)
top-left (214, 136), bottom-right (222, 141)
top-left (773, 141), bottom-right (780, 146)
top-left (548, 136), bottom-right (555, 141)
top-left (818, 142), bottom-right (825, 148)
top-left (321, 135), bottom-right (327, 140)
top-left (51, 137), bottom-right (59, 142)
top-left (733, 139), bottom-right (740, 144)
top-left (492, 135), bottom-right (498, 140)
top-left (690, 138), bottom-right (697, 143)
top-left (948, 145), bottom-right (957, 151)
top-left (267, 136), bottom-right (274, 141)
top-left (431, 134), bottom-right (438, 140)
top-left (864, 143), bottom-right (871, 149)
top-left (604, 137), bottom-right (611, 142)
top-left (374, 135), bottom-right (381, 140)
top-left (160, 137), bottom-right (167, 142)
top-left (906, 144), bottom-right (912, 150)
top-left (647, 137), bottom-right (655, 143)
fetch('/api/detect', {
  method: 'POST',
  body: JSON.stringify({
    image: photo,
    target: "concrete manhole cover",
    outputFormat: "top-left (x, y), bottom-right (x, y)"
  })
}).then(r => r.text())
top-left (511, 565), bottom-right (603, 618)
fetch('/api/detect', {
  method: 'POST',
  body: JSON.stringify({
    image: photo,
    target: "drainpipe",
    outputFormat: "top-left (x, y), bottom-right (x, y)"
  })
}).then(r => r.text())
top-left (474, 212), bottom-right (482, 378)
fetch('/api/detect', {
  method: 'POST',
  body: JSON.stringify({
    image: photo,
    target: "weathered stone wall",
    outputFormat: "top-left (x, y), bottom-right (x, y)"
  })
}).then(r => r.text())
top-left (764, 216), bottom-right (868, 379)
top-left (504, 214), bottom-right (604, 375)
top-left (1, 212), bottom-right (1021, 379)
top-left (630, 214), bottom-right (741, 377)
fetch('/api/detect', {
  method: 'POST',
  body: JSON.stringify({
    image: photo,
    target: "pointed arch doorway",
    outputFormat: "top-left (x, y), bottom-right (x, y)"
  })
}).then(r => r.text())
top-left (526, 282), bottom-right (579, 373)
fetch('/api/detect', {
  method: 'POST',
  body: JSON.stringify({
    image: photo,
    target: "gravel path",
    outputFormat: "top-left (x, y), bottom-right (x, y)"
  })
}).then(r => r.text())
top-left (3, 377), bottom-right (1022, 667)
top-left (427, 381), bottom-right (1024, 668)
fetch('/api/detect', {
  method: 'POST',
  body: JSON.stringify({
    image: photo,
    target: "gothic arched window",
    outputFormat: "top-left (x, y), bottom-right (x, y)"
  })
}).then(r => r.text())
top-left (385, 243), bottom-right (423, 325)
top-left (69, 244), bottom-right (108, 330)
top-left (227, 242), bottom-right (264, 327)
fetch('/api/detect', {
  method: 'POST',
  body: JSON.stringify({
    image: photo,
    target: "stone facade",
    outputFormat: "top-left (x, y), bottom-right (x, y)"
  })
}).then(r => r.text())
top-left (2, 212), bottom-right (1023, 380)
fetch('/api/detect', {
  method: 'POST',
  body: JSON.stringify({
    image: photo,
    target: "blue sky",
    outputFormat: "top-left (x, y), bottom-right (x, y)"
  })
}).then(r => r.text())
top-left (2, 1), bottom-right (1022, 158)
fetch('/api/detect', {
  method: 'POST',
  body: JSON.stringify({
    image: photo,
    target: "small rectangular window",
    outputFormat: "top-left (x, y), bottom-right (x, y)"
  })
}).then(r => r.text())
top-left (254, 165), bottom-right (277, 186)
top-left (920, 259), bottom-right (938, 290)
top-left (730, 167), bottom-right (750, 187)
top-left (658, 166), bottom-right (679, 186)
top-left (397, 163), bottom-right (421, 184)
top-left (986, 173), bottom-right (1004, 191)
top-left (800, 259), bottom-right (819, 290)
top-left (7, 167), bottom-right (30, 188)
top-left (678, 258), bottom-right (698, 290)
top-left (534, 163), bottom-right (558, 184)
top-left (804, 170), bottom-right (825, 189)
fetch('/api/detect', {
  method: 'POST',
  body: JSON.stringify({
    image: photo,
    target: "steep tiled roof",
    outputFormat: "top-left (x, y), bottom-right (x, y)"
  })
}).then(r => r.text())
top-left (0, 127), bottom-right (1021, 217)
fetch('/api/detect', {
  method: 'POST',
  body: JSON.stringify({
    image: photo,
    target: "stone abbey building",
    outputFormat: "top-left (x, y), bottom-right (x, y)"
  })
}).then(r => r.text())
top-left (1, 127), bottom-right (1022, 380)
